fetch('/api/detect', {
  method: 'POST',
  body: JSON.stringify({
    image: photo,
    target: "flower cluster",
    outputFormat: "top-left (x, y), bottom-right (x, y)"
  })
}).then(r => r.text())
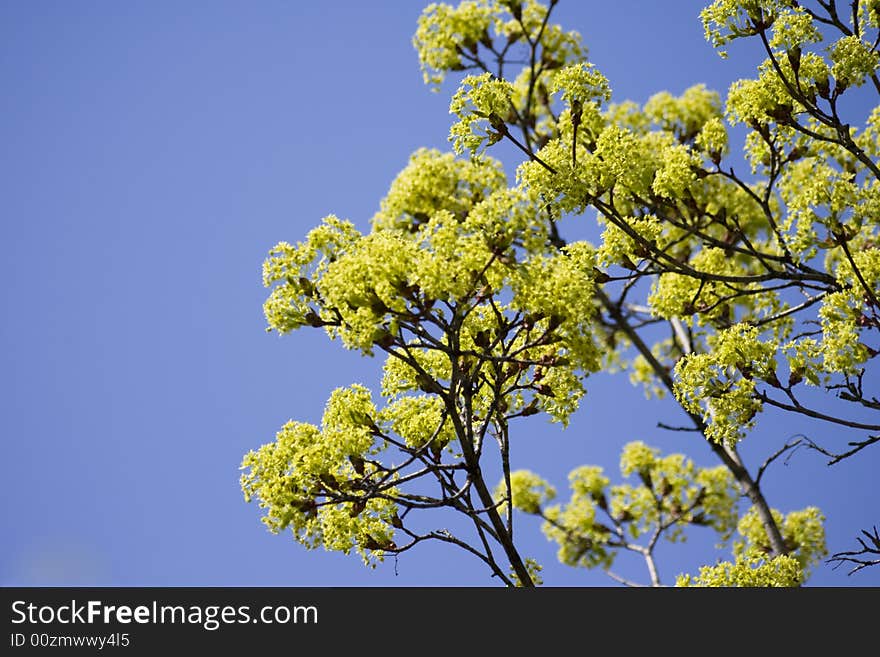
top-left (240, 385), bottom-right (399, 565)
top-left (674, 325), bottom-right (778, 445)
top-left (678, 503), bottom-right (826, 586)
top-left (501, 442), bottom-right (739, 572)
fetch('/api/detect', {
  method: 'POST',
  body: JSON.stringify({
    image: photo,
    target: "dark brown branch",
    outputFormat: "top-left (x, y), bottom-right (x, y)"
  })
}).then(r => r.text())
top-left (755, 438), bottom-right (805, 485)
top-left (591, 194), bottom-right (835, 286)
top-left (828, 525), bottom-right (880, 574)
top-left (427, 529), bottom-right (514, 585)
top-left (836, 234), bottom-right (880, 309)
top-left (499, 122), bottom-right (557, 173)
top-left (657, 422), bottom-right (702, 432)
top-left (446, 307), bottom-right (535, 586)
top-left (792, 432), bottom-right (880, 465)
top-left (757, 390), bottom-right (880, 432)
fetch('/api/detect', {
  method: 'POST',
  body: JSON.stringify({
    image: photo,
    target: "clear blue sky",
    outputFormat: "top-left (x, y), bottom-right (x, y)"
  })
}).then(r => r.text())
top-left (2, 1), bottom-right (877, 587)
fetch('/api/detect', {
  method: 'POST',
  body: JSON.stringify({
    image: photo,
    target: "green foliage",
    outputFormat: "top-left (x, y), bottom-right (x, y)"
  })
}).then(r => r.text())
top-left (245, 0), bottom-right (880, 586)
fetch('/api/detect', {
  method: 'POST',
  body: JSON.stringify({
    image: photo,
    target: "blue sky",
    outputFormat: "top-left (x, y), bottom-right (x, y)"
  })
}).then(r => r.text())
top-left (2, 0), bottom-right (877, 587)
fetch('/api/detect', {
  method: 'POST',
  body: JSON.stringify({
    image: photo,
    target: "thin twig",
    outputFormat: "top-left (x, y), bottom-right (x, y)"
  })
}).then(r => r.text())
top-left (755, 438), bottom-right (804, 486)
top-left (828, 525), bottom-right (880, 574)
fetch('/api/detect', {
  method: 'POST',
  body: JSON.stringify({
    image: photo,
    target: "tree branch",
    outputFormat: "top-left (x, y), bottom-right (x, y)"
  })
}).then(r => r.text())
top-left (828, 526), bottom-right (880, 574)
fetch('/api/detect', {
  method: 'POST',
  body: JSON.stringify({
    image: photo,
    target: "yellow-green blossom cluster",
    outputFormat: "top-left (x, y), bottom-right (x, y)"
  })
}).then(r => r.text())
top-left (676, 499), bottom-right (825, 586)
top-left (379, 394), bottom-right (455, 449)
top-left (264, 149), bottom-right (579, 359)
top-left (695, 116), bottom-right (729, 160)
top-left (497, 0), bottom-right (585, 61)
top-left (652, 143), bottom-right (702, 198)
top-left (734, 505), bottom-right (827, 575)
top-left (767, 6), bottom-right (821, 50)
top-left (498, 470), bottom-right (556, 515)
top-left (859, 106), bottom-right (880, 158)
top-left (516, 84), bottom-right (740, 229)
top-left (240, 385), bottom-right (399, 565)
top-left (829, 35), bottom-right (879, 88)
top-left (817, 290), bottom-right (871, 374)
top-left (513, 242), bottom-right (600, 362)
top-left (414, 1), bottom-right (497, 86)
top-left (372, 148), bottom-right (507, 234)
top-left (381, 346), bottom-right (450, 397)
top-left (449, 72), bottom-right (516, 154)
top-left (549, 62), bottom-right (610, 108)
top-left (262, 216), bottom-right (362, 336)
top-left (510, 442), bottom-right (739, 573)
top-left (644, 84), bottom-right (722, 142)
top-left (414, 0), bottom-right (586, 91)
top-left (725, 52), bottom-right (835, 129)
top-left (674, 324), bottom-right (778, 445)
top-left (865, 0), bottom-right (880, 28)
top-left (596, 215), bottom-right (663, 268)
top-left (676, 554), bottom-right (803, 586)
top-left (613, 441), bottom-right (738, 542)
top-left (542, 467), bottom-right (614, 570)
top-left (701, 0), bottom-right (800, 55)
